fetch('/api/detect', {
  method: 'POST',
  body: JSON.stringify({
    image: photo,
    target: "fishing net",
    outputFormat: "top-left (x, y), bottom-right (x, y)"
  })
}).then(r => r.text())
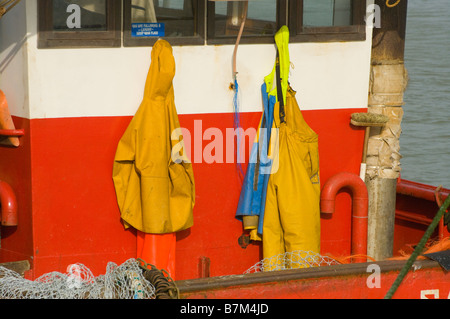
top-left (244, 250), bottom-right (341, 274)
top-left (0, 259), bottom-right (156, 299)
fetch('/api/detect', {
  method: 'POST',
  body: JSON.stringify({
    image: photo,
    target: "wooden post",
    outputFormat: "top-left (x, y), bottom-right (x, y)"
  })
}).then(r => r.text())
top-left (366, 0), bottom-right (409, 261)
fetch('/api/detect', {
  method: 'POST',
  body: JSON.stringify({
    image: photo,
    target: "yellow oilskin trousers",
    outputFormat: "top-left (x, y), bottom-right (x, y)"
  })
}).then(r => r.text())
top-left (113, 39), bottom-right (195, 235)
top-left (256, 26), bottom-right (321, 270)
top-left (262, 87), bottom-right (321, 270)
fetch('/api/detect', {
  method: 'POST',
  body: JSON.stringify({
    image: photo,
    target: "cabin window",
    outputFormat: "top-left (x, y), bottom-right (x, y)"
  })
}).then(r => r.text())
top-left (207, 0), bottom-right (287, 44)
top-left (207, 0), bottom-right (365, 44)
top-left (123, 0), bottom-right (205, 46)
top-left (38, 0), bottom-right (121, 48)
top-left (303, 0), bottom-right (353, 27)
top-left (289, 0), bottom-right (366, 42)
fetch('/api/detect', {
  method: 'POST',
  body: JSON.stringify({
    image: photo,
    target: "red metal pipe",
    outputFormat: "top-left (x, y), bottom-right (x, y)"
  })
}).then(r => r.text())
top-left (396, 178), bottom-right (449, 238)
top-left (320, 172), bottom-right (368, 262)
top-left (0, 129), bottom-right (25, 137)
top-left (396, 178), bottom-right (449, 203)
top-left (0, 180), bottom-right (18, 226)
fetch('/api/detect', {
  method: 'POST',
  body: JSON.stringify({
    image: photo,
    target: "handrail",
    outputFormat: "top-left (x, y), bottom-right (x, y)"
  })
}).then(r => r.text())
top-left (397, 178), bottom-right (449, 203)
top-left (0, 128), bottom-right (25, 137)
top-left (385, 193), bottom-right (450, 299)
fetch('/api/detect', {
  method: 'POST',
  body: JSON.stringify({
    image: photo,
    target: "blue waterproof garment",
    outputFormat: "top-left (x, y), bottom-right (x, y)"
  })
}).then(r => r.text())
top-left (235, 82), bottom-right (276, 239)
top-left (236, 26), bottom-right (321, 268)
top-left (235, 26), bottom-right (291, 241)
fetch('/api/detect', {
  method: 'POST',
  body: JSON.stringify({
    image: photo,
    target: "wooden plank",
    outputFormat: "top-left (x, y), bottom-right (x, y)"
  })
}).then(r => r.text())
top-left (0, 260), bottom-right (30, 277)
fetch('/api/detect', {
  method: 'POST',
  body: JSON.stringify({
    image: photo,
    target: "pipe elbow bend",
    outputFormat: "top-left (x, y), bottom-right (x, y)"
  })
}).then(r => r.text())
top-left (320, 172), bottom-right (368, 215)
top-left (0, 180), bottom-right (18, 226)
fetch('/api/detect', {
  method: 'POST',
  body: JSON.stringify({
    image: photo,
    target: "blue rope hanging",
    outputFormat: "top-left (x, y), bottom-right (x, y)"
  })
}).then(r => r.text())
top-left (233, 77), bottom-right (244, 180)
top-left (231, 1), bottom-right (248, 182)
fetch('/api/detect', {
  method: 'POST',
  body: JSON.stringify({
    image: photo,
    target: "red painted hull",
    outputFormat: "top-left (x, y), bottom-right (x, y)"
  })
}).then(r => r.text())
top-left (177, 260), bottom-right (449, 299)
top-left (0, 109), bottom-right (448, 299)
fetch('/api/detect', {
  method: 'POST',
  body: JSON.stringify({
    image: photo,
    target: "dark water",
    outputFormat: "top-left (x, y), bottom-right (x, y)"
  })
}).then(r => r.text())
top-left (401, 0), bottom-right (450, 187)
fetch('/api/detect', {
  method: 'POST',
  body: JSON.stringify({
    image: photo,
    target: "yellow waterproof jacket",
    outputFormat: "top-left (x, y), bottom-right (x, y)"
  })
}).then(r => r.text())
top-left (113, 39), bottom-right (195, 234)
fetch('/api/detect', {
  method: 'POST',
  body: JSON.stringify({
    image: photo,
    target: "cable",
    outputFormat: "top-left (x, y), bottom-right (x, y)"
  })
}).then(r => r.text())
top-left (0, 0), bottom-right (21, 18)
top-left (384, 193), bottom-right (450, 299)
top-left (386, 0), bottom-right (401, 8)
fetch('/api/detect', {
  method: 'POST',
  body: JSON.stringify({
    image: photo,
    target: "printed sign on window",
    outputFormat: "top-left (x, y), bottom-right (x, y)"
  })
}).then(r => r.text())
top-left (131, 23), bottom-right (165, 37)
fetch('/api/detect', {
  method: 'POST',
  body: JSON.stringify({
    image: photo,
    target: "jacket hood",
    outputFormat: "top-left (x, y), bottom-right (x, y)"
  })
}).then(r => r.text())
top-left (144, 39), bottom-right (176, 100)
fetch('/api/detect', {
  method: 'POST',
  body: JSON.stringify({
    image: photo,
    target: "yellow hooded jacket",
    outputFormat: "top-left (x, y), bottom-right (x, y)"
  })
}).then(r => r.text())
top-left (113, 39), bottom-right (195, 234)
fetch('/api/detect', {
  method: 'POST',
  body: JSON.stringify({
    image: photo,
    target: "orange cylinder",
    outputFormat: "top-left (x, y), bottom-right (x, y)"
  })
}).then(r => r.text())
top-left (137, 231), bottom-right (176, 279)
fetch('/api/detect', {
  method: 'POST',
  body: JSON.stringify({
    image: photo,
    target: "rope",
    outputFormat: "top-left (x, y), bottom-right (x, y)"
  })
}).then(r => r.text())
top-left (231, 1), bottom-right (249, 181)
top-left (384, 193), bottom-right (450, 299)
top-left (232, 1), bottom-right (249, 79)
top-left (137, 258), bottom-right (179, 299)
top-left (333, 254), bottom-right (377, 264)
top-left (386, 0), bottom-right (401, 8)
top-left (0, 0), bottom-right (21, 18)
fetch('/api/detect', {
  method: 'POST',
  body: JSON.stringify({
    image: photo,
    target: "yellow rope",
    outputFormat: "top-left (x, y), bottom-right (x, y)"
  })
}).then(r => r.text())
top-left (386, 0), bottom-right (401, 8)
top-left (0, 0), bottom-right (20, 18)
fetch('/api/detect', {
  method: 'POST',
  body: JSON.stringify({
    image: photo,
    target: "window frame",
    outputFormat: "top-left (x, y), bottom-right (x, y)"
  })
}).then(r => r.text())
top-left (122, 0), bottom-right (206, 47)
top-left (38, 0), bottom-right (122, 49)
top-left (206, 0), bottom-right (287, 45)
top-left (37, 0), bottom-right (367, 49)
top-left (288, 0), bottom-right (366, 43)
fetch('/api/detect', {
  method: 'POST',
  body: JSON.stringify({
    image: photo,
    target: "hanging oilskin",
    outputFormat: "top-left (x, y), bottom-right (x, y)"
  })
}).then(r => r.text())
top-left (235, 82), bottom-right (276, 241)
top-left (112, 39), bottom-right (195, 235)
top-left (112, 39), bottom-right (195, 278)
top-left (235, 25), bottom-right (290, 241)
top-left (262, 85), bottom-right (321, 270)
top-left (262, 26), bottom-right (321, 269)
